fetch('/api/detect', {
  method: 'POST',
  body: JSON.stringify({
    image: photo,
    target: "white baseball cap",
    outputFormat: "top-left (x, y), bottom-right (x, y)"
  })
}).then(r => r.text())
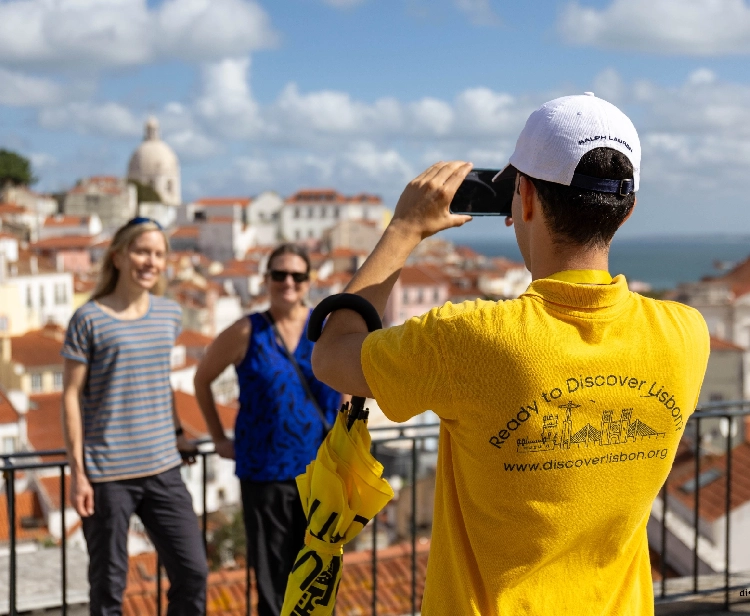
top-left (497, 92), bottom-right (640, 196)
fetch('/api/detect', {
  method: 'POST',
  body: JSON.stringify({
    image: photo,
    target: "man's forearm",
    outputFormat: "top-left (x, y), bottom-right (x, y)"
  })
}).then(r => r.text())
top-left (328, 222), bottom-right (421, 335)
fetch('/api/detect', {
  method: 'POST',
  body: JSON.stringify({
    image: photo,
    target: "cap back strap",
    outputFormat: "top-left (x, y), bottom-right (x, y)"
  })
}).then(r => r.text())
top-left (570, 173), bottom-right (634, 196)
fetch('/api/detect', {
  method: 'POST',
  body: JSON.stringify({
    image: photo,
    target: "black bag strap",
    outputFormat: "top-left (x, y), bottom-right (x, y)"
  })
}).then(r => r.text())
top-left (262, 310), bottom-right (332, 433)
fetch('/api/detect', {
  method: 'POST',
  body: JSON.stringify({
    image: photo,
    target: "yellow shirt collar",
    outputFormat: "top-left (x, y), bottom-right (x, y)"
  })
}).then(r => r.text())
top-left (545, 270), bottom-right (613, 285)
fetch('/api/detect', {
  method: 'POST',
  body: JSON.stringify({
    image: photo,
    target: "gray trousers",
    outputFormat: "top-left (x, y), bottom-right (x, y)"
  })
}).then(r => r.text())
top-left (82, 466), bottom-right (208, 616)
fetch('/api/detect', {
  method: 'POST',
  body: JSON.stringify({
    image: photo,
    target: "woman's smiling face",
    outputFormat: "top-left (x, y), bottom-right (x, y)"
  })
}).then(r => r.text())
top-left (113, 230), bottom-right (167, 292)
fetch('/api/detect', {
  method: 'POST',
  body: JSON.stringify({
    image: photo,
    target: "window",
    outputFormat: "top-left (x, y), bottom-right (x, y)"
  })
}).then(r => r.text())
top-left (417, 289), bottom-right (424, 304)
top-left (31, 373), bottom-right (42, 393)
top-left (434, 289), bottom-right (440, 302)
top-left (333, 207), bottom-right (340, 219)
top-left (295, 230), bottom-right (301, 240)
top-left (402, 290), bottom-right (409, 304)
top-left (0, 316), bottom-right (7, 332)
top-left (54, 372), bottom-right (63, 389)
top-left (26, 286), bottom-right (33, 309)
top-left (308, 229), bottom-right (314, 239)
top-left (39, 286), bottom-right (45, 308)
top-left (54, 283), bottom-right (67, 305)
top-left (321, 207), bottom-right (326, 218)
top-left (294, 207), bottom-right (300, 219)
top-left (308, 207), bottom-right (313, 219)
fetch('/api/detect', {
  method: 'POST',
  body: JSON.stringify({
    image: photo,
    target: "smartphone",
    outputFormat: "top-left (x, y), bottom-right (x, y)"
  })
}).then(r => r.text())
top-left (449, 165), bottom-right (516, 216)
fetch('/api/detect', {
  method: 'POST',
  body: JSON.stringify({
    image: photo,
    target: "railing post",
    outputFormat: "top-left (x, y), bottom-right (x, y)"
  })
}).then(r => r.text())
top-left (60, 465), bottom-right (67, 615)
top-left (724, 417), bottom-right (733, 610)
top-left (4, 458), bottom-right (17, 616)
top-left (660, 482), bottom-right (667, 599)
top-left (371, 442), bottom-right (378, 616)
top-left (411, 438), bottom-right (417, 616)
top-left (693, 416), bottom-right (701, 593)
top-left (202, 453), bottom-right (208, 551)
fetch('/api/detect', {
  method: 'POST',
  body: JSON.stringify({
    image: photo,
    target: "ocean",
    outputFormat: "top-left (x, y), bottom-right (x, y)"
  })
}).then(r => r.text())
top-left (464, 235), bottom-right (750, 291)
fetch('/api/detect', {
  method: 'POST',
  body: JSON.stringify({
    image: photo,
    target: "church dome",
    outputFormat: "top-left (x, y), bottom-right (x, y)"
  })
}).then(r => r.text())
top-left (127, 117), bottom-right (181, 206)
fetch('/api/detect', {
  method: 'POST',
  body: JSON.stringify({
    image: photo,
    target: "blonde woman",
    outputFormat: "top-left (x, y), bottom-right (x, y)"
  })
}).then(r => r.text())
top-left (61, 217), bottom-right (207, 616)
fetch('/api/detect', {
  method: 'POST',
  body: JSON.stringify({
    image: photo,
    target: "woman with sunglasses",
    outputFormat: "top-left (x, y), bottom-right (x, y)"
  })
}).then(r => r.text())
top-left (194, 242), bottom-right (341, 616)
top-left (61, 217), bottom-right (208, 615)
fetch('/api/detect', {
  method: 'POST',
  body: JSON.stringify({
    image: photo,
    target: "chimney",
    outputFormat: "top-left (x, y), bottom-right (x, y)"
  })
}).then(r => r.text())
top-left (30, 255), bottom-right (38, 275)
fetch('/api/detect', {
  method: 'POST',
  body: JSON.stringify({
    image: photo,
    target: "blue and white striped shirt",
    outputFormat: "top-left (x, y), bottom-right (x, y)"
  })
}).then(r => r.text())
top-left (61, 296), bottom-right (182, 482)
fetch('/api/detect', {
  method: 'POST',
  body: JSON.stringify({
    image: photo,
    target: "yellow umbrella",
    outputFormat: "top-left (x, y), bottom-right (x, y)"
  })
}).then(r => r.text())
top-left (281, 405), bottom-right (394, 615)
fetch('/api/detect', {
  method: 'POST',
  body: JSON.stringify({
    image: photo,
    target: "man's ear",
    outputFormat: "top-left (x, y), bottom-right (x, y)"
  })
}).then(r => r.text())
top-left (518, 175), bottom-right (536, 223)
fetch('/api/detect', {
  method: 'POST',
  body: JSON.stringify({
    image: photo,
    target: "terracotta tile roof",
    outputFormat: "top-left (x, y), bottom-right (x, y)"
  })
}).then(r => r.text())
top-left (170, 226), bottom-right (200, 239)
top-left (43, 215), bottom-right (91, 228)
top-left (205, 216), bottom-right (236, 224)
top-left (214, 259), bottom-right (259, 278)
top-left (120, 539), bottom-right (428, 616)
top-left (37, 474), bottom-right (65, 510)
top-left (0, 490), bottom-right (48, 542)
top-left (68, 176), bottom-right (127, 195)
top-left (0, 389), bottom-right (19, 424)
top-left (194, 197), bottom-right (251, 207)
top-left (0, 202), bottom-right (27, 215)
top-left (399, 265), bottom-right (449, 287)
top-left (455, 244), bottom-right (480, 259)
top-left (174, 390), bottom-right (236, 438)
top-left (31, 235), bottom-right (97, 250)
top-left (10, 324), bottom-right (65, 367)
top-left (176, 329), bottom-right (214, 349)
top-left (710, 336), bottom-right (745, 351)
top-left (286, 189), bottom-right (346, 204)
top-left (348, 193), bottom-right (382, 204)
top-left (667, 442), bottom-right (750, 522)
top-left (27, 393), bottom-right (67, 454)
top-left (330, 247), bottom-right (369, 258)
top-left (0, 231), bottom-right (19, 240)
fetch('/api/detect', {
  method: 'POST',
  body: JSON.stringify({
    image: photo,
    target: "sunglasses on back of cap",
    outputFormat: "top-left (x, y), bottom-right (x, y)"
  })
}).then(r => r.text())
top-left (269, 269), bottom-right (309, 283)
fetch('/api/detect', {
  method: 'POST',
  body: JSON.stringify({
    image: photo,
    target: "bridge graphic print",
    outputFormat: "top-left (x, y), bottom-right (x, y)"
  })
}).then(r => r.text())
top-left (517, 400), bottom-right (666, 454)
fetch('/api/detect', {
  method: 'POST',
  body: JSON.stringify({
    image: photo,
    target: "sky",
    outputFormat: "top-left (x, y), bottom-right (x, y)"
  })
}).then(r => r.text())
top-left (1, 0), bottom-right (750, 243)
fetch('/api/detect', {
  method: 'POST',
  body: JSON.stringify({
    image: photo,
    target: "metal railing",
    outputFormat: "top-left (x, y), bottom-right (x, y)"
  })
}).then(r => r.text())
top-left (2, 404), bottom-right (749, 615)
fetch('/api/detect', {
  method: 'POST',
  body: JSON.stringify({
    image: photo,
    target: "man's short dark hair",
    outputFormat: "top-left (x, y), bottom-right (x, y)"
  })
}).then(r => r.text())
top-left (521, 147), bottom-right (635, 247)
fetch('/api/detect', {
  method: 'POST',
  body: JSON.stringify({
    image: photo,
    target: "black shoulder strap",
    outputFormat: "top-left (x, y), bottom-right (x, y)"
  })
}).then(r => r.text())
top-left (262, 311), bottom-right (332, 433)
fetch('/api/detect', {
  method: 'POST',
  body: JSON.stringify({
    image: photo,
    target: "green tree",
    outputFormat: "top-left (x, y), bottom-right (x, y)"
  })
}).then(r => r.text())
top-left (0, 149), bottom-right (36, 187)
top-left (206, 510), bottom-right (247, 571)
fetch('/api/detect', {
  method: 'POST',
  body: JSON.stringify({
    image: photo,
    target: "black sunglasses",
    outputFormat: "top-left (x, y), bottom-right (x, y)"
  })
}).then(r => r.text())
top-left (126, 216), bottom-right (163, 231)
top-left (269, 269), bottom-right (309, 283)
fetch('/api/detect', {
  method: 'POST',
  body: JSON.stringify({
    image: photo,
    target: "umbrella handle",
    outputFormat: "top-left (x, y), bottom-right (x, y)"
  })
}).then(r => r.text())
top-left (307, 293), bottom-right (383, 341)
top-left (308, 293), bottom-right (383, 430)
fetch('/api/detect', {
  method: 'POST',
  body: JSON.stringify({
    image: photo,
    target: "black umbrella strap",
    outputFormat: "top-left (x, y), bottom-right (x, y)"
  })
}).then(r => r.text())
top-left (263, 311), bottom-right (332, 434)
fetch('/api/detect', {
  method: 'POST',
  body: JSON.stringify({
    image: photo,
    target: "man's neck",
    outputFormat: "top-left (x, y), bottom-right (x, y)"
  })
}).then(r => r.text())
top-left (528, 241), bottom-right (610, 282)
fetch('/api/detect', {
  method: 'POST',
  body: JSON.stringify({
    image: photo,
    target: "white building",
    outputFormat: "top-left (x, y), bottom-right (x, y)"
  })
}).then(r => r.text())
top-left (280, 190), bottom-right (389, 243)
top-left (0, 254), bottom-right (73, 332)
top-left (63, 176), bottom-right (137, 232)
top-left (38, 214), bottom-right (102, 240)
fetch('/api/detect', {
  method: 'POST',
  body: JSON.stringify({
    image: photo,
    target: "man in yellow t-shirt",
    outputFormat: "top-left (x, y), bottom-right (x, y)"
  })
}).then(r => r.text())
top-left (311, 94), bottom-right (709, 615)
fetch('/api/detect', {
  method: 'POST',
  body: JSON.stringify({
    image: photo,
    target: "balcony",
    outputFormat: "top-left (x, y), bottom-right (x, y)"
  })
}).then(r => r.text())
top-left (2, 403), bottom-right (750, 615)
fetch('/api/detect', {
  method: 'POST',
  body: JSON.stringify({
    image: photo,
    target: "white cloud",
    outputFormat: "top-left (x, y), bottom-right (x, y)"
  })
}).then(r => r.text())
top-left (0, 68), bottom-right (63, 107)
top-left (38, 102), bottom-right (142, 137)
top-left (559, 0), bottom-right (750, 55)
top-left (195, 57), bottom-right (262, 138)
top-left (0, 0), bottom-right (277, 71)
top-left (454, 0), bottom-right (502, 27)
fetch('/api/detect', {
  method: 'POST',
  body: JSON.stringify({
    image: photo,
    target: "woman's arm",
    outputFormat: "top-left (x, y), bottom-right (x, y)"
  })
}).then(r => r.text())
top-left (193, 317), bottom-right (251, 459)
top-left (61, 357), bottom-right (95, 517)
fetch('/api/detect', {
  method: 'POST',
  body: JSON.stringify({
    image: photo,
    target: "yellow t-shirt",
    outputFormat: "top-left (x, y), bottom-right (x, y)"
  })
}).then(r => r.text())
top-left (361, 273), bottom-right (709, 616)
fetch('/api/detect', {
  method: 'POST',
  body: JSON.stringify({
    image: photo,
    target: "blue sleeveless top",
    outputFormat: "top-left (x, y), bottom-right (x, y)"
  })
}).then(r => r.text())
top-left (234, 311), bottom-right (341, 481)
